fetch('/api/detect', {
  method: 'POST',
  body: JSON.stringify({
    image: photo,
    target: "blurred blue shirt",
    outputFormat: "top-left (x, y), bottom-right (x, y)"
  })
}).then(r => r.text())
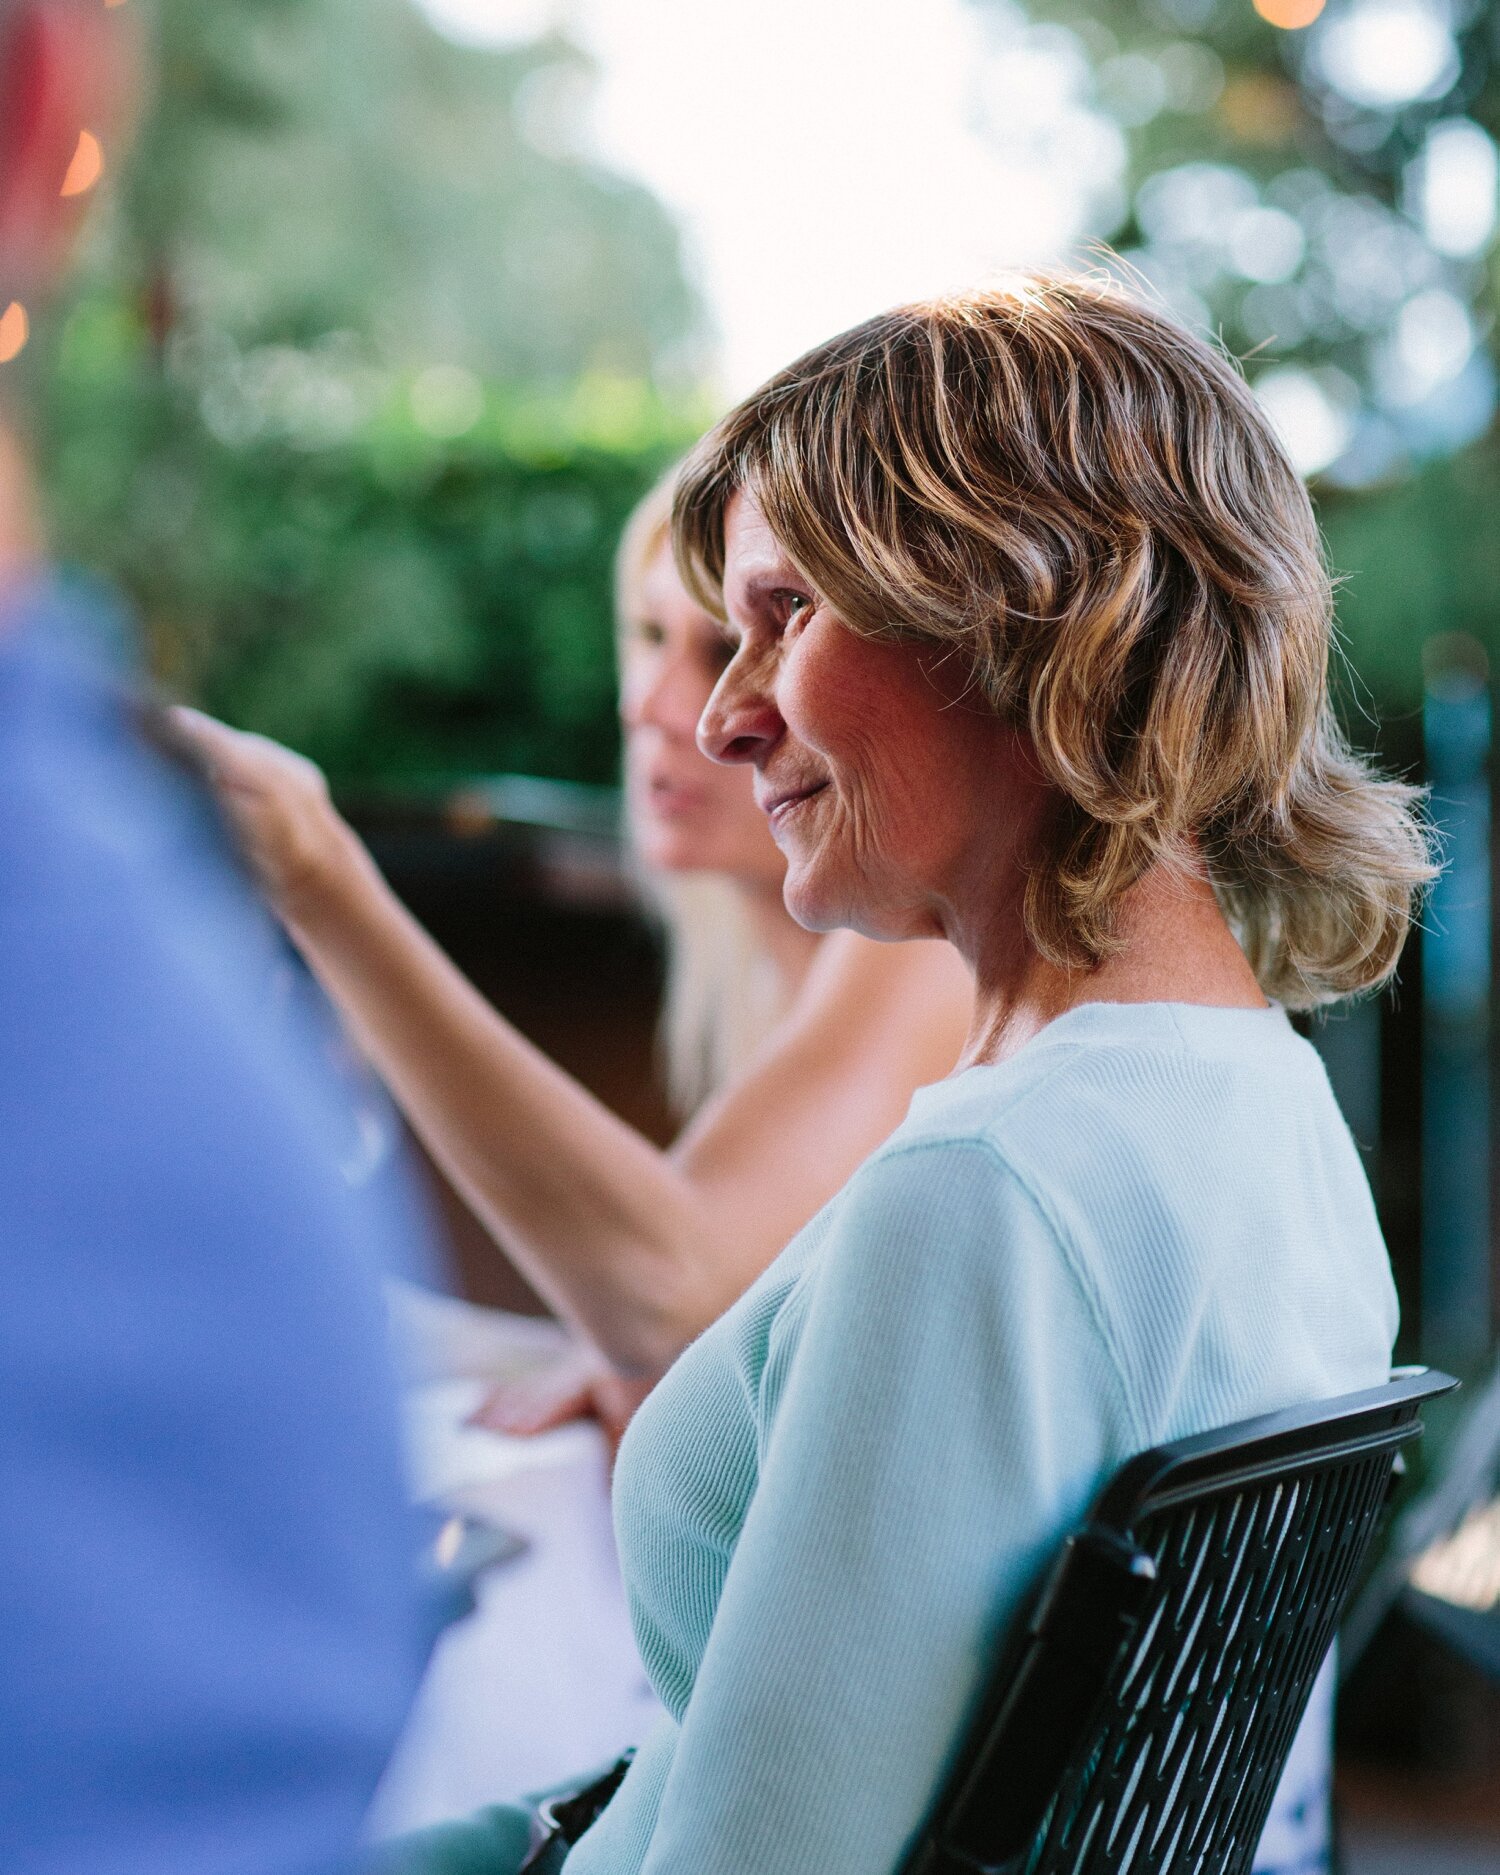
top-left (0, 579), bottom-right (432, 1875)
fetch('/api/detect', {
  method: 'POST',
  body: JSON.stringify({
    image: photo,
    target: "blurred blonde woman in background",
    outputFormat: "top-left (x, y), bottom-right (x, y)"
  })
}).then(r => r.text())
top-left (625, 480), bottom-right (810, 1124)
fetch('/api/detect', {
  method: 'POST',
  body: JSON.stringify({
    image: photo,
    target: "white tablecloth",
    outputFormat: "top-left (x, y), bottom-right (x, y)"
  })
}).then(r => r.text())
top-left (369, 1293), bottom-right (663, 1837)
top-left (371, 1287), bottom-right (1332, 1871)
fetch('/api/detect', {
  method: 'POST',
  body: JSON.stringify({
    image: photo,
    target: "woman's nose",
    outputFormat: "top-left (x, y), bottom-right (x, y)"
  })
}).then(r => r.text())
top-left (697, 653), bottom-right (782, 766)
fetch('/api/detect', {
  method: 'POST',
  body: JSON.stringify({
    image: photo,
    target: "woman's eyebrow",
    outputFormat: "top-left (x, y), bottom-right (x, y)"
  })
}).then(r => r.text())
top-left (733, 568), bottom-right (804, 610)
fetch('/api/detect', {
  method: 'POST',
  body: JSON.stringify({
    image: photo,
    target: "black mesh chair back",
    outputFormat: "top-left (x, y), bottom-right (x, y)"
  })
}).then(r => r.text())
top-left (907, 1369), bottom-right (1457, 1875)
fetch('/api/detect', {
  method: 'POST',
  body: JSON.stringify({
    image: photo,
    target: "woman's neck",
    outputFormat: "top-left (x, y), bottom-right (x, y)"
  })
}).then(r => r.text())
top-left (959, 861), bottom-right (1267, 1071)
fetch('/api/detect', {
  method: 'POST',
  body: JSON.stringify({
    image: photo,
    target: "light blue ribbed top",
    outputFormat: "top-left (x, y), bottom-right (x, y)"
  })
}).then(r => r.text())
top-left (567, 1000), bottom-right (1399, 1875)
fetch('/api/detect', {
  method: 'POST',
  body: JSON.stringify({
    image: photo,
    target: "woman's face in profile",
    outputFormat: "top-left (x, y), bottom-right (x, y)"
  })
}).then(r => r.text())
top-left (700, 493), bottom-right (1042, 943)
top-left (619, 539), bottom-right (788, 889)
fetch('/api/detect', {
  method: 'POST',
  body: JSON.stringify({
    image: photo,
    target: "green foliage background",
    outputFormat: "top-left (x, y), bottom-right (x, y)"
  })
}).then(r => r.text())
top-left (43, 297), bottom-right (699, 784)
top-left (32, 0), bottom-right (1500, 786)
top-left (986, 0), bottom-right (1500, 719)
top-left (34, 0), bottom-right (708, 789)
top-left (1321, 450), bottom-right (1500, 712)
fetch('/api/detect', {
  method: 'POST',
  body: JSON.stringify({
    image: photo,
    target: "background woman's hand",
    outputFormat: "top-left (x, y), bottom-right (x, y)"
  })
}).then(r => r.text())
top-left (166, 709), bottom-right (364, 927)
top-left (467, 1350), bottom-right (658, 1459)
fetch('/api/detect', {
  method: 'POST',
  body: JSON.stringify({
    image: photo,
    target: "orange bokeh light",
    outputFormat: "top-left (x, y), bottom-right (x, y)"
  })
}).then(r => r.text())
top-left (1253, 0), bottom-right (1327, 28)
top-left (61, 130), bottom-right (105, 199)
top-left (0, 303), bottom-right (30, 365)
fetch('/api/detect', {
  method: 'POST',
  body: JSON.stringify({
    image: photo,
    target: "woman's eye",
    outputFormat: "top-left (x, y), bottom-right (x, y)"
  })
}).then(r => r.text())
top-left (777, 591), bottom-right (814, 629)
top-left (633, 619), bottom-right (667, 649)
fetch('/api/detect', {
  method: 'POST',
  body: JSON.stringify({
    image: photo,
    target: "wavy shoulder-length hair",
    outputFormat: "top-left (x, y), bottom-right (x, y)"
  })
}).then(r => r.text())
top-left (673, 276), bottom-right (1434, 1008)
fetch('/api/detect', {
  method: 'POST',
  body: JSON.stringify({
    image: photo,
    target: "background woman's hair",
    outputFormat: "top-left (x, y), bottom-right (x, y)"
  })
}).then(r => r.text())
top-left (674, 275), bottom-right (1436, 1008)
top-left (615, 466), bottom-right (792, 1115)
top-left (645, 871), bottom-right (788, 1116)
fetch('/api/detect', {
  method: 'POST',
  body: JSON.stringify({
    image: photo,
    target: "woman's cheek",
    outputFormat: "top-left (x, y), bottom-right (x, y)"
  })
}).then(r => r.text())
top-left (777, 630), bottom-right (845, 755)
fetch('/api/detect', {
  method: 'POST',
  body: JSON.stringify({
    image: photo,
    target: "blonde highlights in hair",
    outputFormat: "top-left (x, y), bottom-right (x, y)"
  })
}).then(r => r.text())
top-left (674, 277), bottom-right (1434, 1007)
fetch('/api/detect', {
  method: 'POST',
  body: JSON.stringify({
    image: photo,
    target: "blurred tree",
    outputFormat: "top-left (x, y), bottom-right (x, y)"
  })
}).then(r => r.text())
top-left (977, 0), bottom-right (1498, 483)
top-left (111, 0), bottom-right (702, 379)
top-left (37, 0), bottom-right (708, 786)
top-left (42, 310), bottom-right (702, 785)
top-left (970, 0), bottom-right (1499, 708)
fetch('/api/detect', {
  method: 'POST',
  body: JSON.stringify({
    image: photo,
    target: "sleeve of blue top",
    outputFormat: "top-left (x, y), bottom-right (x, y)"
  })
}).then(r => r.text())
top-left (636, 1139), bottom-right (1131, 1875)
top-left (0, 602), bottom-right (431, 1875)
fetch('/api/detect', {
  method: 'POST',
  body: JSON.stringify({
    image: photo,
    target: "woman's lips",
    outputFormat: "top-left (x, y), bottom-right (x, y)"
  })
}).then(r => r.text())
top-left (761, 780), bottom-right (829, 827)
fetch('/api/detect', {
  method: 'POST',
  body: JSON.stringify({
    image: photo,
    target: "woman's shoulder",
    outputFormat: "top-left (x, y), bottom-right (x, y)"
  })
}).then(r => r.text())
top-left (895, 999), bottom-right (1337, 1163)
top-left (803, 1116), bottom-right (1074, 1312)
top-left (872, 1000), bottom-right (1396, 1425)
top-left (858, 997), bottom-right (1382, 1300)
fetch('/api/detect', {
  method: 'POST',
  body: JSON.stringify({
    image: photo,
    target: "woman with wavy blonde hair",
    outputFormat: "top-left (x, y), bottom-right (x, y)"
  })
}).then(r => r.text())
top-left (675, 283), bottom-right (1430, 1010)
top-left (373, 277), bottom-right (1431, 1875)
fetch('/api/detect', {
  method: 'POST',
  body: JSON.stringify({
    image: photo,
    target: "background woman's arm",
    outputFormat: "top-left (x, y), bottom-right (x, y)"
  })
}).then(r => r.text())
top-left (172, 712), bottom-right (972, 1372)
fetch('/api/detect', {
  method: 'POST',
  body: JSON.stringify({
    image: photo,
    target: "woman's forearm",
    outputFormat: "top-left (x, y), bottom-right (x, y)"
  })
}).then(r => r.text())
top-left (288, 829), bottom-right (713, 1372)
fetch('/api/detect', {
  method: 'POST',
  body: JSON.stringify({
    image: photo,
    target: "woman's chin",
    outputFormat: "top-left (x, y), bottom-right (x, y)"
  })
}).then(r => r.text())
top-left (781, 867), bottom-right (851, 936)
top-left (783, 863), bottom-right (933, 941)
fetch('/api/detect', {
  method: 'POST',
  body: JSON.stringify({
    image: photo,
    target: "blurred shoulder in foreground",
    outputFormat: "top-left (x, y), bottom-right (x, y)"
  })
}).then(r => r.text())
top-left (0, 577), bottom-right (433, 1875)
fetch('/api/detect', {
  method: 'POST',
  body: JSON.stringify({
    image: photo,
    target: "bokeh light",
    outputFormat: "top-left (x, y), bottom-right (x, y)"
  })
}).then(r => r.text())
top-left (1255, 363), bottom-right (1356, 474)
top-left (1252, 0), bottom-right (1327, 31)
top-left (1381, 289), bottom-right (1477, 407)
top-left (60, 130), bottom-right (104, 200)
top-left (416, 0), bottom-right (561, 47)
top-left (1409, 120), bottom-right (1500, 259)
top-left (410, 365), bottom-right (486, 438)
top-left (1227, 206), bottom-right (1306, 283)
top-left (1313, 0), bottom-right (1458, 110)
top-left (0, 302), bottom-right (28, 364)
